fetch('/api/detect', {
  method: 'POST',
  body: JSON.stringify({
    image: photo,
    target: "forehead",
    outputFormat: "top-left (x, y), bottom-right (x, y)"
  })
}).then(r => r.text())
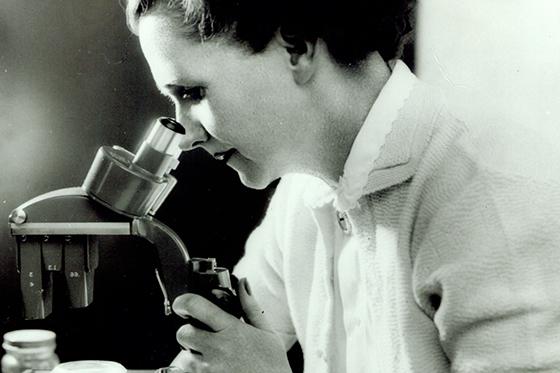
top-left (139, 13), bottom-right (194, 64)
top-left (138, 13), bottom-right (216, 85)
top-left (138, 12), bottom-right (254, 87)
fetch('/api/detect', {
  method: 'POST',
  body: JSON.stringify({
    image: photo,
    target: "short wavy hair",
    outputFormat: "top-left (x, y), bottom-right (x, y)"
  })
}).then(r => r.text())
top-left (126, 0), bottom-right (415, 68)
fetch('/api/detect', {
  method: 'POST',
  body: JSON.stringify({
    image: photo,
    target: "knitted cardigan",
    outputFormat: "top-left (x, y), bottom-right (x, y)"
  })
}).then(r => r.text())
top-left (234, 75), bottom-right (560, 372)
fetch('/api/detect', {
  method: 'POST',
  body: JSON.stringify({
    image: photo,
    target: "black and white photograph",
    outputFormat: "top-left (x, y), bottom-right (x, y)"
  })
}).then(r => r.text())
top-left (1, 1), bottom-right (560, 372)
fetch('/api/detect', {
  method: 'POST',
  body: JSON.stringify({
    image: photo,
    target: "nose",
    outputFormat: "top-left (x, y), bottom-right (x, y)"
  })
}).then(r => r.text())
top-left (176, 115), bottom-right (209, 151)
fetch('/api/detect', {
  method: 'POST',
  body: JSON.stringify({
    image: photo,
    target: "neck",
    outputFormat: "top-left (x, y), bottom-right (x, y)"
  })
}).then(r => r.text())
top-left (309, 52), bottom-right (392, 185)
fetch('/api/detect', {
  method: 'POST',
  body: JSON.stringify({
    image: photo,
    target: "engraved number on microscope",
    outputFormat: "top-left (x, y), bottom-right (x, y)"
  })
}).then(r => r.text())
top-left (69, 272), bottom-right (80, 278)
top-left (47, 264), bottom-right (58, 271)
top-left (28, 271), bottom-right (34, 278)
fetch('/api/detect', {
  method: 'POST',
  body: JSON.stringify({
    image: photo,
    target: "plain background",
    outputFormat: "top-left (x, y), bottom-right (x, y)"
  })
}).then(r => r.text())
top-left (418, 0), bottom-right (560, 139)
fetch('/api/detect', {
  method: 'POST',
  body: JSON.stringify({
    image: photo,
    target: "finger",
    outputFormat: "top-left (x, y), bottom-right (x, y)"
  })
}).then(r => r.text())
top-left (176, 323), bottom-right (214, 352)
top-left (170, 349), bottom-right (205, 372)
top-left (173, 293), bottom-right (237, 332)
top-left (238, 278), bottom-right (273, 331)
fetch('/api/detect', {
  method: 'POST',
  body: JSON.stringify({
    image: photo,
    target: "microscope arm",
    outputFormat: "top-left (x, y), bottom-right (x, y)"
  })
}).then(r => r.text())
top-left (131, 217), bottom-right (190, 315)
top-left (10, 187), bottom-right (191, 319)
top-left (9, 118), bottom-right (211, 320)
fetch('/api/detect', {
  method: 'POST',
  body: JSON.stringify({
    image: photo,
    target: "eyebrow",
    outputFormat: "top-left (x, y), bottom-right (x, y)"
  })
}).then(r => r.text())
top-left (160, 80), bottom-right (200, 93)
top-left (160, 80), bottom-right (206, 97)
top-left (157, 83), bottom-right (178, 95)
top-left (155, 84), bottom-right (183, 101)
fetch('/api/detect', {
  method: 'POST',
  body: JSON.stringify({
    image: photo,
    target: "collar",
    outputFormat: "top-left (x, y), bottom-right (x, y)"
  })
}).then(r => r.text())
top-left (302, 60), bottom-right (419, 212)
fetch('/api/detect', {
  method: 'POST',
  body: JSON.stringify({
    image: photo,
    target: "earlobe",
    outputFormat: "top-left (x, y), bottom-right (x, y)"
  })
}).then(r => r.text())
top-left (275, 31), bottom-right (316, 85)
top-left (290, 40), bottom-right (315, 85)
top-left (290, 43), bottom-right (315, 85)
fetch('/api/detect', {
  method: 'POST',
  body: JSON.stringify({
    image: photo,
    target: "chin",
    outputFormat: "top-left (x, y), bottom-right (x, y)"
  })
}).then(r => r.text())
top-left (238, 173), bottom-right (271, 190)
top-left (229, 155), bottom-right (276, 190)
top-left (235, 166), bottom-right (278, 190)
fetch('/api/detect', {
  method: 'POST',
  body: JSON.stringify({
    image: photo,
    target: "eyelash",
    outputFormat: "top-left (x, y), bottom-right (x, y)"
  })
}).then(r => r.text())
top-left (171, 86), bottom-right (205, 103)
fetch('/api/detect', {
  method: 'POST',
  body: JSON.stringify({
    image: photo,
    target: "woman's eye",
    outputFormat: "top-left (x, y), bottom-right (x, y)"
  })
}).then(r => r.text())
top-left (176, 86), bottom-right (205, 102)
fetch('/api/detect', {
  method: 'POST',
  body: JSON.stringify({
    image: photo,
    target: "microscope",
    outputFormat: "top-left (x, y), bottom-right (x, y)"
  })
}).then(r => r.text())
top-left (8, 117), bottom-right (242, 321)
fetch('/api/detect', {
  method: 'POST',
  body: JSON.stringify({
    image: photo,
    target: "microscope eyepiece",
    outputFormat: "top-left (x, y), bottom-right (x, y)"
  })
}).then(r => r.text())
top-left (140, 117), bottom-right (184, 160)
top-left (82, 117), bottom-right (185, 217)
top-left (158, 117), bottom-right (185, 135)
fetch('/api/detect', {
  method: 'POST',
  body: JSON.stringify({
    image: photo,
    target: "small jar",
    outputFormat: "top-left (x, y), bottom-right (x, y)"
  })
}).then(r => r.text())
top-left (1, 329), bottom-right (60, 373)
top-left (51, 360), bottom-right (126, 373)
top-left (155, 367), bottom-right (184, 373)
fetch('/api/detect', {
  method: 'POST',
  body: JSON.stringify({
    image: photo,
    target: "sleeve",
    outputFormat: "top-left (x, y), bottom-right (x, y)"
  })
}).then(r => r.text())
top-left (412, 170), bottom-right (560, 373)
top-left (234, 178), bottom-right (298, 350)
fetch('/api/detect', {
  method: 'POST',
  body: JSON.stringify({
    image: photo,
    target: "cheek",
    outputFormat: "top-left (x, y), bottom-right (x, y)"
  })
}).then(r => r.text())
top-left (201, 93), bottom-right (245, 137)
top-left (203, 84), bottom-right (286, 153)
top-left (195, 97), bottom-right (251, 149)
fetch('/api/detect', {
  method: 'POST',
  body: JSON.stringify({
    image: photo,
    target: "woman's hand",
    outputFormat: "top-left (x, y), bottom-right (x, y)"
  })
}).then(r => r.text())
top-left (171, 278), bottom-right (292, 373)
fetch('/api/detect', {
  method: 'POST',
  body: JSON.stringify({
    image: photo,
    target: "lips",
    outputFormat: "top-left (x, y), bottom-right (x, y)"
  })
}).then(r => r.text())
top-left (213, 148), bottom-right (237, 163)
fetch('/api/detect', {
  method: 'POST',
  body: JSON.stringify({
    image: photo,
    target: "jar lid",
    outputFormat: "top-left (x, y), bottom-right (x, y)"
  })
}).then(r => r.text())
top-left (52, 360), bottom-right (126, 373)
top-left (3, 329), bottom-right (56, 349)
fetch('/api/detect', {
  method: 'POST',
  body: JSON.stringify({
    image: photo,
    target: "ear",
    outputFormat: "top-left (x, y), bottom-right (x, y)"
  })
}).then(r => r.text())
top-left (275, 30), bottom-right (317, 85)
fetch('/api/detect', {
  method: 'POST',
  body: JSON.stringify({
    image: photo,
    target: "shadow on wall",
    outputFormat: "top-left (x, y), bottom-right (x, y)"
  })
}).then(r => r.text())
top-left (0, 1), bottom-right (272, 369)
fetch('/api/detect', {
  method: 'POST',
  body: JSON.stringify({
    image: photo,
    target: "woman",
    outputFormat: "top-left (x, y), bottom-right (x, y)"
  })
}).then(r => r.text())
top-left (127, 0), bottom-right (560, 372)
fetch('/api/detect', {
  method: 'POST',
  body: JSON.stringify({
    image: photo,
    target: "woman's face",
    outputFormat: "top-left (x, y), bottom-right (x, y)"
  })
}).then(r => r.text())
top-left (138, 11), bottom-right (318, 189)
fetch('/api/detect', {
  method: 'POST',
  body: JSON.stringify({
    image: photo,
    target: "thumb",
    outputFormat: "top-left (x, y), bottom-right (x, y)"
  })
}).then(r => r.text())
top-left (238, 277), bottom-right (273, 332)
